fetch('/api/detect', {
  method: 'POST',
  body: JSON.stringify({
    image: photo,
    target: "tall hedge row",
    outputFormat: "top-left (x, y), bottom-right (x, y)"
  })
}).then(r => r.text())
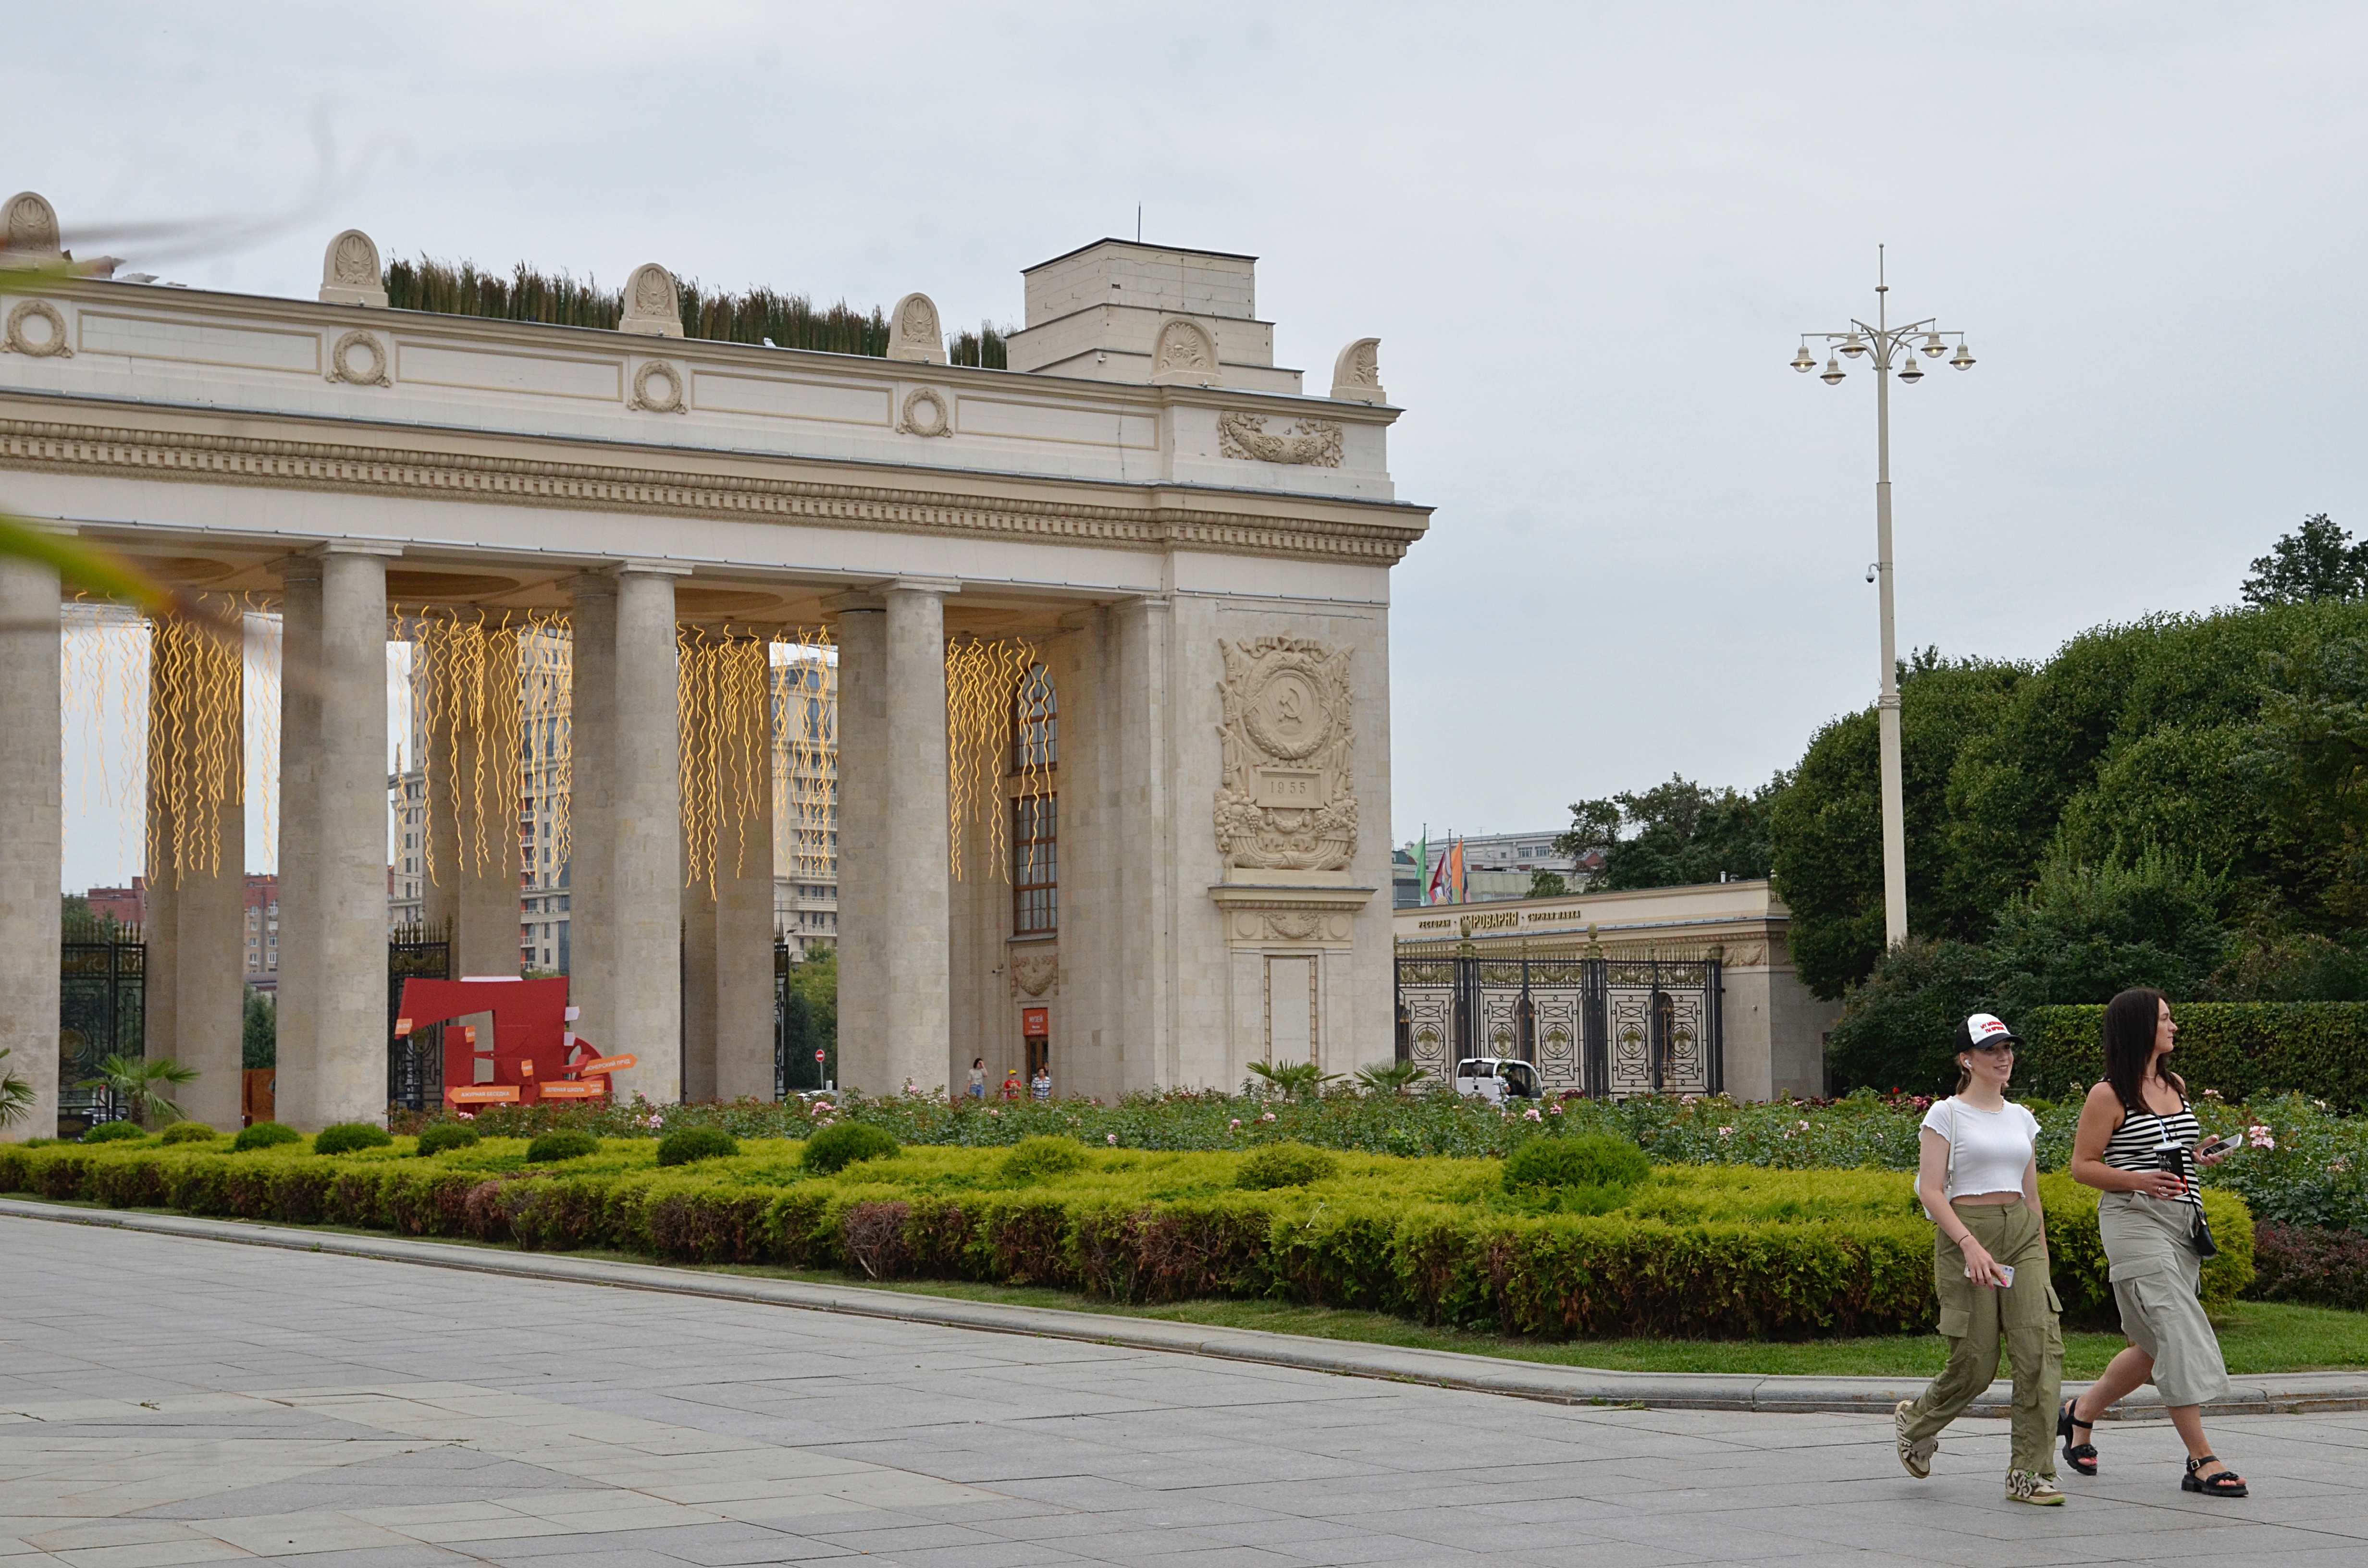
top-left (2021, 1002), bottom-right (2368, 1110)
top-left (0, 1145), bottom-right (2253, 1338)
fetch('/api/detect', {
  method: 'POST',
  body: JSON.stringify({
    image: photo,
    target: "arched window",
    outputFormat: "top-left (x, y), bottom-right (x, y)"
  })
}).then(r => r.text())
top-left (1011, 664), bottom-right (1057, 934)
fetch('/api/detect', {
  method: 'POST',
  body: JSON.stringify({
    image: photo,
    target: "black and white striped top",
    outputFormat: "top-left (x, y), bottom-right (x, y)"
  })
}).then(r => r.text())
top-left (2101, 1094), bottom-right (2200, 1175)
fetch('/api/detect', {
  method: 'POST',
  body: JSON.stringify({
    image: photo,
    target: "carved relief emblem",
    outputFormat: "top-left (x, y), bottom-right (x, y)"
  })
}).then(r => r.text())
top-left (1213, 637), bottom-right (1357, 872)
top-left (1329, 337), bottom-right (1386, 403)
top-left (618, 263), bottom-right (684, 338)
top-left (1217, 412), bottom-right (1343, 468)
top-left (1148, 318), bottom-right (1221, 386)
top-left (3, 192), bottom-right (60, 255)
top-left (886, 292), bottom-right (947, 365)
top-left (630, 359), bottom-right (688, 413)
top-left (1009, 948), bottom-right (1060, 998)
top-left (898, 386), bottom-right (951, 437)
top-left (326, 329), bottom-right (389, 386)
top-left (332, 232), bottom-right (377, 285)
top-left (3, 299), bottom-right (71, 358)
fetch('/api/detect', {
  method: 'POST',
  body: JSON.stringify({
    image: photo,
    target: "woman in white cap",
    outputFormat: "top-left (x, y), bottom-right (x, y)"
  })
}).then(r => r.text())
top-left (1895, 1012), bottom-right (2066, 1505)
top-left (2060, 987), bottom-right (2245, 1496)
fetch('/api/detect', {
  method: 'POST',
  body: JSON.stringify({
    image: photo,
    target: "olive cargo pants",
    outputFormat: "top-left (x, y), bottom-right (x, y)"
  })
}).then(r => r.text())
top-left (1899, 1200), bottom-right (2064, 1477)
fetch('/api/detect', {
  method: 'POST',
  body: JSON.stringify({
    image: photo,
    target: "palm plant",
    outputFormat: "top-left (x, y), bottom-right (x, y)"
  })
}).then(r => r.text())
top-left (1244, 1059), bottom-right (1342, 1099)
top-left (75, 1054), bottom-right (198, 1127)
top-left (1352, 1060), bottom-right (1431, 1095)
top-left (0, 1047), bottom-right (34, 1128)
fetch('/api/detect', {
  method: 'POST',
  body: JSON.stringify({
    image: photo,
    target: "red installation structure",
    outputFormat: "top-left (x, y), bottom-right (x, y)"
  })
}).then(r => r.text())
top-left (391, 976), bottom-right (636, 1108)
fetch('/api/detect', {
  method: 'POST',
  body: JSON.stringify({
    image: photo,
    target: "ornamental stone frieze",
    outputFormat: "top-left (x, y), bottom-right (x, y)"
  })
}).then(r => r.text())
top-left (1212, 635), bottom-right (1357, 873)
top-left (1217, 411), bottom-right (1343, 467)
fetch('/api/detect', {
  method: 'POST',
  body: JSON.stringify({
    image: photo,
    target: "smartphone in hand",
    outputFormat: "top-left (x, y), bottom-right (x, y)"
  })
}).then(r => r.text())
top-left (2196, 1133), bottom-right (2244, 1160)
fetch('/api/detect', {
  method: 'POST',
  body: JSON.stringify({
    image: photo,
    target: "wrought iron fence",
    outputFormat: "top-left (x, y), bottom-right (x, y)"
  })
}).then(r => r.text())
top-left (1394, 939), bottom-right (1722, 1099)
top-left (387, 920), bottom-right (451, 1112)
top-left (60, 915), bottom-right (144, 1127)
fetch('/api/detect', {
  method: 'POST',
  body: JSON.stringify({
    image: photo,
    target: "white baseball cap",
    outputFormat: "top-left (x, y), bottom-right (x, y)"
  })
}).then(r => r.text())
top-left (1961, 1013), bottom-right (2021, 1048)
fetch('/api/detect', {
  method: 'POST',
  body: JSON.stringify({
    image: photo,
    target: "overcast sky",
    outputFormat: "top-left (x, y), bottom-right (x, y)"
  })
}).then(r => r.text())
top-left (24, 2), bottom-right (2368, 888)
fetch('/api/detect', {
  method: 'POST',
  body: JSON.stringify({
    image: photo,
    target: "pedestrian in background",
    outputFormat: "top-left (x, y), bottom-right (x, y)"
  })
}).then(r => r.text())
top-left (2061, 988), bottom-right (2246, 1496)
top-left (1896, 1013), bottom-right (2066, 1506)
top-left (967, 1057), bottom-right (987, 1100)
top-left (1031, 1065), bottom-right (1051, 1102)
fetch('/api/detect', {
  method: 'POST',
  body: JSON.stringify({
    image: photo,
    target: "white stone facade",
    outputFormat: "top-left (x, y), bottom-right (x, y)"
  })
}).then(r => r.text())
top-left (0, 208), bottom-right (1425, 1130)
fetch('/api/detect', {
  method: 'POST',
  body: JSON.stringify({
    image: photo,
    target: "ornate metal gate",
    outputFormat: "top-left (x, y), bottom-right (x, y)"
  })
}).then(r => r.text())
top-left (387, 920), bottom-right (451, 1112)
top-left (1394, 939), bottom-right (1722, 1099)
top-left (60, 914), bottom-right (144, 1128)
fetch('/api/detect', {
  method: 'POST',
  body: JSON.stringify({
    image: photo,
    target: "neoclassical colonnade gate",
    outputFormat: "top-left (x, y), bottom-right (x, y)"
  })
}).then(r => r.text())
top-left (0, 204), bottom-right (1429, 1135)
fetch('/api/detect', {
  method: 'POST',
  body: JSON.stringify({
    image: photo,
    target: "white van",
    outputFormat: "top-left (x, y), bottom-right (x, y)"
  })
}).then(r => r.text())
top-left (1453, 1057), bottom-right (1542, 1104)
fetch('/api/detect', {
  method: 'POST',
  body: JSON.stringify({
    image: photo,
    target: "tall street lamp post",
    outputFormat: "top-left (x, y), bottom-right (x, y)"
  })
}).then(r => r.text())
top-left (1793, 251), bottom-right (1974, 950)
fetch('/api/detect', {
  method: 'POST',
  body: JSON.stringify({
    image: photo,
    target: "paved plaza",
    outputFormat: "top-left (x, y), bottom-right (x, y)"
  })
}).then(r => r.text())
top-left (2, 1216), bottom-right (2363, 1568)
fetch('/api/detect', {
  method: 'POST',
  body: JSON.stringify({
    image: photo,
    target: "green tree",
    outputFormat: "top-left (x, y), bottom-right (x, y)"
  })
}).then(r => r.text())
top-left (1824, 937), bottom-right (2000, 1095)
top-left (1769, 653), bottom-right (2026, 998)
top-left (2243, 513), bottom-right (2368, 607)
top-left (2257, 626), bottom-right (2368, 923)
top-left (1986, 850), bottom-right (2232, 1017)
top-left (1526, 870), bottom-right (1568, 899)
top-left (783, 947), bottom-right (838, 1086)
top-left (242, 988), bottom-right (275, 1070)
top-left (1554, 774), bottom-right (1788, 892)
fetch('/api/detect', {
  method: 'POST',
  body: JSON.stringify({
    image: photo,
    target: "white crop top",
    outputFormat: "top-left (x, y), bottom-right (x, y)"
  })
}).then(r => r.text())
top-left (1921, 1097), bottom-right (2040, 1200)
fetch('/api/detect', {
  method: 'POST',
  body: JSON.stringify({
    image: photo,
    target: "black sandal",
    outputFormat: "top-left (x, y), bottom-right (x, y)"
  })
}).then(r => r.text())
top-left (2183, 1455), bottom-right (2248, 1497)
top-left (2057, 1398), bottom-right (2098, 1477)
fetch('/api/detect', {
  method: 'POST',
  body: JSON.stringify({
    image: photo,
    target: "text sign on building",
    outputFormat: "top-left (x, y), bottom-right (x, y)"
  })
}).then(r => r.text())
top-left (1022, 1007), bottom-right (1049, 1036)
top-left (1253, 768), bottom-right (1322, 808)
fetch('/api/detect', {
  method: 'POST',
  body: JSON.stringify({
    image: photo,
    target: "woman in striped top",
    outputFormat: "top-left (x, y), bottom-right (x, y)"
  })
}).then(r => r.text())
top-left (2063, 988), bottom-right (2245, 1497)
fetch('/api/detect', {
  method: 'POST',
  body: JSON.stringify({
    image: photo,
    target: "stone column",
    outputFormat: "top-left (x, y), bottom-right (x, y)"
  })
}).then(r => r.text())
top-left (833, 605), bottom-right (885, 1090)
top-left (271, 559), bottom-right (323, 1125)
top-left (679, 871), bottom-right (718, 1101)
top-left (0, 557), bottom-right (61, 1143)
top-left (884, 581), bottom-right (952, 1093)
top-left (610, 566), bottom-right (681, 1102)
top-left (421, 618), bottom-right (523, 980)
top-left (715, 637), bottom-right (777, 1101)
top-left (1114, 597), bottom-right (1176, 1090)
top-left (279, 546), bottom-right (391, 1130)
top-left (564, 579), bottom-right (616, 1047)
top-left (145, 619), bottom-right (246, 1129)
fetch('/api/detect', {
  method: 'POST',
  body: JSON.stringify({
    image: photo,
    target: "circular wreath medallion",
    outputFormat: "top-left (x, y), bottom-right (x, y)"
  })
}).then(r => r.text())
top-left (899, 387), bottom-right (950, 437)
top-left (632, 360), bottom-right (686, 413)
top-left (1243, 663), bottom-right (1331, 760)
top-left (328, 330), bottom-right (389, 386)
top-left (4, 299), bottom-right (71, 358)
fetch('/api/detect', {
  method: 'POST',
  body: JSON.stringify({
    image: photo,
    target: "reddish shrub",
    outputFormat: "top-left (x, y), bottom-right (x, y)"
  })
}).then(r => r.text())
top-left (842, 1201), bottom-right (913, 1279)
top-left (2251, 1222), bottom-right (2368, 1310)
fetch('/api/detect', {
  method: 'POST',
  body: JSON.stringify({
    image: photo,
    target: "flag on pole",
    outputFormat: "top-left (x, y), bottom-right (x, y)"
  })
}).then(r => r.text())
top-left (1449, 837), bottom-right (1466, 904)
top-left (1427, 835), bottom-right (1451, 905)
top-left (1417, 828), bottom-right (1429, 906)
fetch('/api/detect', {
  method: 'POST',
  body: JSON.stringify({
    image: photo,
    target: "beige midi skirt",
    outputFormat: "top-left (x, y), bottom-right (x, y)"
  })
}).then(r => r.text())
top-left (2097, 1190), bottom-right (2230, 1408)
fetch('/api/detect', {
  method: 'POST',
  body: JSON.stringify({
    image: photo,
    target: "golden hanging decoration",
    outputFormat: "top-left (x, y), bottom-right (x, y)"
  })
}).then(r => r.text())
top-left (678, 624), bottom-right (774, 896)
top-left (403, 609), bottom-right (545, 889)
top-left (143, 604), bottom-right (245, 879)
top-left (944, 637), bottom-right (1047, 881)
top-left (772, 627), bottom-right (836, 892)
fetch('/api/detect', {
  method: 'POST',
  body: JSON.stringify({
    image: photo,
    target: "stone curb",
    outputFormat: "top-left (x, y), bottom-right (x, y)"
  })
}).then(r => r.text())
top-left (5, 1197), bottom-right (2360, 1417)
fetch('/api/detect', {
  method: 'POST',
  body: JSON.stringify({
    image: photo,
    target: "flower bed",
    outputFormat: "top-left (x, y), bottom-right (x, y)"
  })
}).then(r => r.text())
top-left (0, 1138), bottom-right (2254, 1340)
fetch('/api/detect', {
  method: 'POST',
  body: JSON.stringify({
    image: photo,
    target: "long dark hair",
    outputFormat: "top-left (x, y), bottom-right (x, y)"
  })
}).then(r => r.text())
top-left (2103, 987), bottom-right (2182, 1111)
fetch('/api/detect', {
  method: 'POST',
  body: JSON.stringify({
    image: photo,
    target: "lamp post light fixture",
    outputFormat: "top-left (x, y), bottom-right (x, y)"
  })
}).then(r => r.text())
top-left (1793, 248), bottom-right (1974, 952)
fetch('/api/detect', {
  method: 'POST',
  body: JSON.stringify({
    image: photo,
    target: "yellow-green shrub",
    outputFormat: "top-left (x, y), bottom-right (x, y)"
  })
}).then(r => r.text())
top-left (0, 1138), bottom-right (2255, 1340)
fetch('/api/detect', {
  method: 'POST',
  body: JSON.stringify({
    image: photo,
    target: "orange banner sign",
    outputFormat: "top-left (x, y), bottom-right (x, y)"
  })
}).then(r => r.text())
top-left (394, 1017), bottom-right (413, 1036)
top-left (538, 1080), bottom-right (607, 1099)
top-left (571, 1054), bottom-right (637, 1077)
top-left (446, 1085), bottom-right (521, 1104)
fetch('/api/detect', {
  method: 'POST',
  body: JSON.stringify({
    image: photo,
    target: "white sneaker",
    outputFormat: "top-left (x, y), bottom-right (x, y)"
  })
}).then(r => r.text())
top-left (2007, 1470), bottom-right (2065, 1506)
top-left (1895, 1400), bottom-right (1936, 1480)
